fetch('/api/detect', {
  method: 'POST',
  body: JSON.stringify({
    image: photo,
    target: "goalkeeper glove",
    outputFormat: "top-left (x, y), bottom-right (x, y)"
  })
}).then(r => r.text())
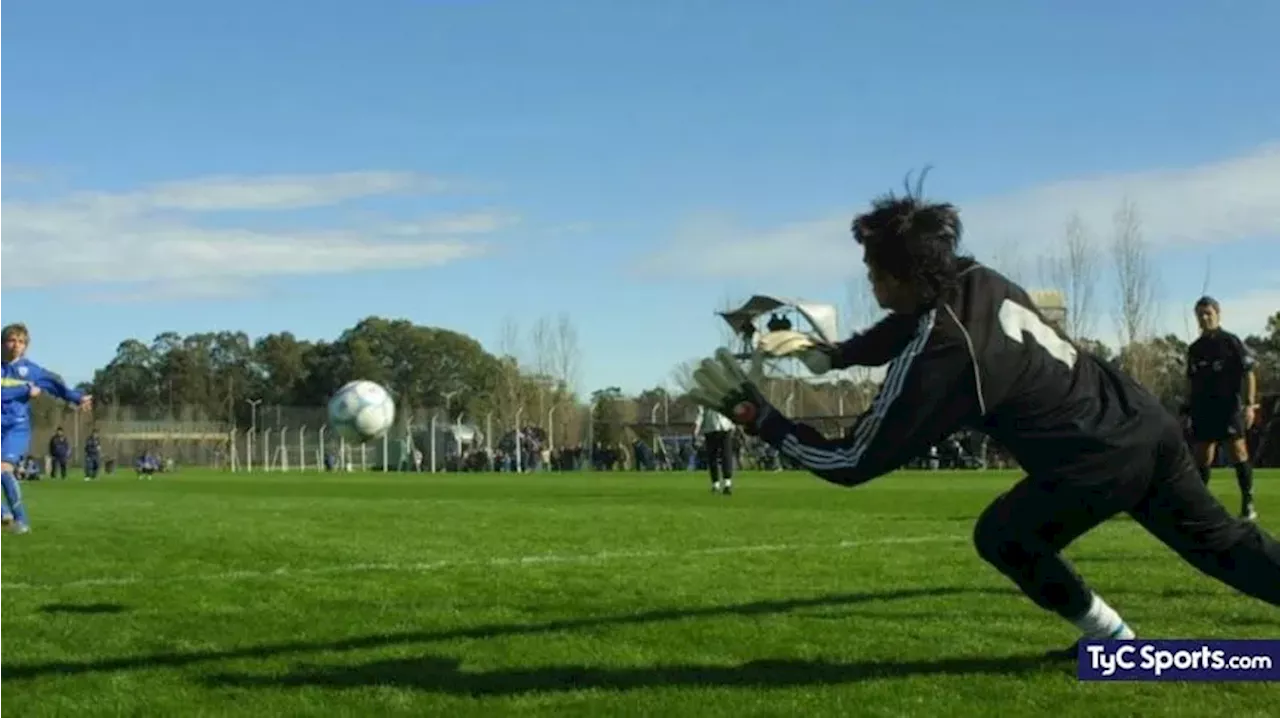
top-left (687, 348), bottom-right (778, 431)
top-left (756, 330), bottom-right (836, 375)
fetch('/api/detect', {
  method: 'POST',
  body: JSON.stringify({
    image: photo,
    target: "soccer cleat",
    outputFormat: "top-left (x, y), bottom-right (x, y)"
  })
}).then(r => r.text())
top-left (723, 484), bottom-right (733, 496)
top-left (1242, 500), bottom-right (1258, 522)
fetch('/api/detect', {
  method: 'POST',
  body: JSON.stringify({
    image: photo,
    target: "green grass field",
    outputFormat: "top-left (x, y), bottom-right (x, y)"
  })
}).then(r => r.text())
top-left (2, 469), bottom-right (1277, 716)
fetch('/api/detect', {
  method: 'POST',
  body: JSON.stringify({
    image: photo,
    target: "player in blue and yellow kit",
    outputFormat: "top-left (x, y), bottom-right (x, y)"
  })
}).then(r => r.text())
top-left (2, 323), bottom-right (92, 533)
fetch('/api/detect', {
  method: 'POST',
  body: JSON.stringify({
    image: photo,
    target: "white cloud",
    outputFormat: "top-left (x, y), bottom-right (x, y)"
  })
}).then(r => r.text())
top-left (638, 213), bottom-right (860, 280)
top-left (382, 210), bottom-right (520, 237)
top-left (82, 278), bottom-right (266, 304)
top-left (0, 171), bottom-right (512, 291)
top-left (641, 142), bottom-right (1280, 279)
top-left (2, 165), bottom-right (53, 185)
top-left (546, 221), bottom-right (595, 236)
top-left (960, 143), bottom-right (1280, 253)
top-left (132, 171), bottom-right (450, 212)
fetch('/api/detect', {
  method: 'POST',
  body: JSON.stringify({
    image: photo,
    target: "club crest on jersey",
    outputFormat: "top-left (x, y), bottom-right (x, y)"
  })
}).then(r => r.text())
top-left (16, 366), bottom-right (28, 377)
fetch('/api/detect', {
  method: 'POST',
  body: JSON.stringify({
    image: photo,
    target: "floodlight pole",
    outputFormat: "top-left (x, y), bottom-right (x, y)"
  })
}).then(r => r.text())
top-left (586, 399), bottom-right (598, 470)
top-left (514, 407), bottom-right (524, 473)
top-left (246, 398), bottom-right (263, 433)
top-left (441, 390), bottom-right (460, 471)
top-left (245, 398), bottom-right (263, 472)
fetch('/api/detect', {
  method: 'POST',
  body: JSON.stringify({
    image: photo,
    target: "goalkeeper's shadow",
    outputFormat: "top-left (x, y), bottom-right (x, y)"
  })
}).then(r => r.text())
top-left (7, 583), bottom-right (1256, 684)
top-left (2, 585), bottom-right (997, 681)
top-left (205, 652), bottom-right (1070, 695)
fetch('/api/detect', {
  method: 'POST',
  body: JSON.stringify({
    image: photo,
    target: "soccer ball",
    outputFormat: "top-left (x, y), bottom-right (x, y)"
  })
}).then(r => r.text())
top-left (327, 380), bottom-right (396, 443)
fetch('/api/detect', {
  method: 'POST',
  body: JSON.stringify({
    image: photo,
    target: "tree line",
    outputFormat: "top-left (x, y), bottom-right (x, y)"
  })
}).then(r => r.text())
top-left (74, 316), bottom-right (579, 429)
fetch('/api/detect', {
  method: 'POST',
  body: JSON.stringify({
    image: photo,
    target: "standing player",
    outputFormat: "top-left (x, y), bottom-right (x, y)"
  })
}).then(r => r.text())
top-left (693, 404), bottom-right (736, 494)
top-left (688, 183), bottom-right (1280, 656)
top-left (2, 323), bottom-right (92, 533)
top-left (1184, 297), bottom-right (1260, 520)
top-left (49, 426), bottom-right (71, 479)
top-left (84, 429), bottom-right (103, 480)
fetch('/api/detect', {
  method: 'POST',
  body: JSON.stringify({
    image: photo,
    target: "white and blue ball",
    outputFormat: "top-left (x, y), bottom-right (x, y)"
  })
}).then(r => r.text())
top-left (327, 380), bottom-right (396, 443)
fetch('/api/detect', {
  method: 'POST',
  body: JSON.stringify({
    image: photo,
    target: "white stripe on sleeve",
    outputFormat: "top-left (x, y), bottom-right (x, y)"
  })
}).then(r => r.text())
top-left (780, 310), bottom-right (937, 470)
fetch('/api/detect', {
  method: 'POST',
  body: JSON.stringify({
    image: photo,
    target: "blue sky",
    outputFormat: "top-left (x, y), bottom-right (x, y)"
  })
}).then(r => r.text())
top-left (3, 0), bottom-right (1279, 396)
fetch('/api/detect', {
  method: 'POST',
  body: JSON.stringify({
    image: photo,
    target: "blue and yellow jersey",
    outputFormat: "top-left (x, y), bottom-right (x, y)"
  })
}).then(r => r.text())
top-left (2, 358), bottom-right (84, 429)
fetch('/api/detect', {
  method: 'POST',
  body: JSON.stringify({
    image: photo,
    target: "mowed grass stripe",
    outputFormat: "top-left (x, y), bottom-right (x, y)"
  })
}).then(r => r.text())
top-left (2, 534), bottom-right (968, 590)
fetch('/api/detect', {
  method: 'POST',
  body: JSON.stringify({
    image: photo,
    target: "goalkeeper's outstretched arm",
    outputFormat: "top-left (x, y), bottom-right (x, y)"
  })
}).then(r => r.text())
top-left (754, 310), bottom-right (981, 487)
top-left (827, 312), bottom-right (918, 369)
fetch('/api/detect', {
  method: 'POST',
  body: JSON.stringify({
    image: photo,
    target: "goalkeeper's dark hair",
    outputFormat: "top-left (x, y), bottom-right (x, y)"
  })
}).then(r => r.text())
top-left (851, 168), bottom-right (966, 306)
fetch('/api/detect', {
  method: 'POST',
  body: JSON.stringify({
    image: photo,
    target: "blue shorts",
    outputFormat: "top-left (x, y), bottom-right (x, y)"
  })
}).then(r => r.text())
top-left (2, 424), bottom-right (31, 466)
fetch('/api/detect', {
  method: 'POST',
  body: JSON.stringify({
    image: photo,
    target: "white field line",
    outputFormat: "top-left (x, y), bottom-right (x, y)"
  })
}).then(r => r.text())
top-left (1, 535), bottom-right (966, 591)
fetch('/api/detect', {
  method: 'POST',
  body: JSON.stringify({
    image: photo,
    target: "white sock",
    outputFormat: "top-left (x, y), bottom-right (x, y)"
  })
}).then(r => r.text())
top-left (723, 479), bottom-right (732, 487)
top-left (1071, 592), bottom-right (1135, 640)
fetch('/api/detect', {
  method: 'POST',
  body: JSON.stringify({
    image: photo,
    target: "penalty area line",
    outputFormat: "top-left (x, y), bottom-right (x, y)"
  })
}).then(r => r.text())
top-left (1, 534), bottom-right (966, 591)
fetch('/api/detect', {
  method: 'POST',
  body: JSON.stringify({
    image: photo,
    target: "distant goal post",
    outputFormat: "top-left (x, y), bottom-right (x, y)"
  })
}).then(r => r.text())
top-left (96, 420), bottom-right (233, 470)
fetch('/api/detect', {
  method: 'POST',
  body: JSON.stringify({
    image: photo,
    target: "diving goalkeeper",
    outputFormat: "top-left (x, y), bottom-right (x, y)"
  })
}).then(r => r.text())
top-left (690, 182), bottom-right (1280, 658)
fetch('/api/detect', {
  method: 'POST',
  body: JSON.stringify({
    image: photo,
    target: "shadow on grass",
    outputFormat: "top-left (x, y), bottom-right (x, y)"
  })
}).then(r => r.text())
top-left (5, 582), bottom-right (1244, 683)
top-left (37, 603), bottom-right (128, 615)
top-left (205, 652), bottom-right (1070, 695)
top-left (2, 586), bottom-right (1006, 681)
top-left (1220, 615), bottom-right (1280, 629)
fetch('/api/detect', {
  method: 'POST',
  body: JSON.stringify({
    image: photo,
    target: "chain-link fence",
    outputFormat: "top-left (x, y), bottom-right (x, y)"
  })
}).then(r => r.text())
top-left (20, 401), bottom-right (608, 473)
top-left (16, 376), bottom-right (889, 474)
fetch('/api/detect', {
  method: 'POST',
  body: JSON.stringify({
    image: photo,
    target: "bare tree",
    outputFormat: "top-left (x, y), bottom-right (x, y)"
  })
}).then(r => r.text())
top-left (494, 317), bottom-right (524, 430)
top-left (1111, 200), bottom-right (1160, 384)
top-left (529, 316), bottom-right (555, 381)
top-left (547, 313), bottom-right (582, 445)
top-left (524, 317), bottom-right (556, 426)
top-left (551, 313), bottom-right (581, 394)
top-left (669, 359), bottom-right (699, 394)
top-left (1044, 213), bottom-right (1101, 340)
top-left (497, 316), bottom-right (522, 362)
top-left (988, 237), bottom-right (1029, 286)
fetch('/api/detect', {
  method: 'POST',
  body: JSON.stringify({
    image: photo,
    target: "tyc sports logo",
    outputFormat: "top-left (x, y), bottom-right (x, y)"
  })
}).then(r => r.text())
top-left (1079, 640), bottom-right (1280, 682)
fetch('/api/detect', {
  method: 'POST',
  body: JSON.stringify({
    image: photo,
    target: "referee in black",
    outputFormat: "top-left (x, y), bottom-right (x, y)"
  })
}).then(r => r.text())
top-left (1185, 296), bottom-right (1261, 521)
